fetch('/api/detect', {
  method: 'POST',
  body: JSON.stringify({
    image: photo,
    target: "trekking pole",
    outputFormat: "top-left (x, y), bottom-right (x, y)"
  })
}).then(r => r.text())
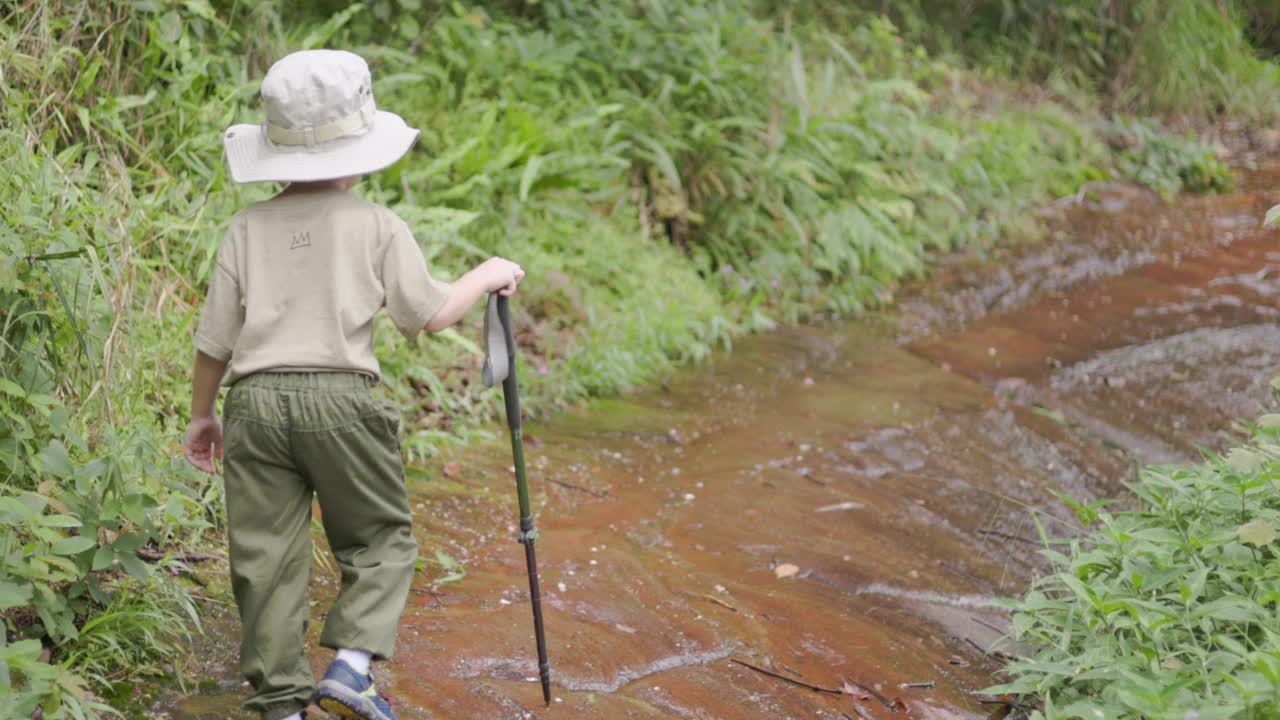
top-left (483, 293), bottom-right (551, 706)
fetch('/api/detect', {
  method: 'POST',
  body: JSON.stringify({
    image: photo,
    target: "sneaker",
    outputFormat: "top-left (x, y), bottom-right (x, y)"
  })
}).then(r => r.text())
top-left (313, 659), bottom-right (398, 720)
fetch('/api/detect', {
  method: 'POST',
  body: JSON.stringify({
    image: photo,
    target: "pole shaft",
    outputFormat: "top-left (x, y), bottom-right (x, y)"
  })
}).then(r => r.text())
top-left (524, 540), bottom-right (551, 704)
top-left (507, 420), bottom-right (532, 519)
top-left (496, 294), bottom-right (551, 705)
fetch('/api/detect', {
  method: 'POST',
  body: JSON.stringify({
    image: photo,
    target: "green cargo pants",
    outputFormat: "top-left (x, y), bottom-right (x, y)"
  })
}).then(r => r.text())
top-left (222, 373), bottom-right (417, 720)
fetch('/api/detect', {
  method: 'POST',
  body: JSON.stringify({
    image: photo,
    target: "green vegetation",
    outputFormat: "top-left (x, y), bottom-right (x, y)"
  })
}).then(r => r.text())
top-left (1108, 117), bottom-right (1234, 198)
top-left (991, 407), bottom-right (1280, 718)
top-left (810, 0), bottom-right (1280, 120)
top-left (0, 0), bottom-right (1270, 716)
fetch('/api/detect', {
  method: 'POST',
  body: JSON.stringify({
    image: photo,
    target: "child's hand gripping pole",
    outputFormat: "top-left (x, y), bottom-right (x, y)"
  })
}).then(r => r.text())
top-left (483, 293), bottom-right (551, 706)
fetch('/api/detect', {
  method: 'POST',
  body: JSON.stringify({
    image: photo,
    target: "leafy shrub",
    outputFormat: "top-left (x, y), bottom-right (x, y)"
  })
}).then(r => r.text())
top-left (991, 409), bottom-right (1280, 718)
top-left (1, 3), bottom-right (256, 715)
top-left (1107, 118), bottom-right (1233, 198)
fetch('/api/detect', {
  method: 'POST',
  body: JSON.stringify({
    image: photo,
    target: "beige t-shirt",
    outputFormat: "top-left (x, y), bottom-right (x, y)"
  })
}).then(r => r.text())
top-left (195, 188), bottom-right (451, 384)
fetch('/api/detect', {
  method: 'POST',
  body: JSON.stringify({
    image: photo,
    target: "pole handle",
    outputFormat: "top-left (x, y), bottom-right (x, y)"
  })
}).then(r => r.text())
top-left (496, 294), bottom-right (521, 430)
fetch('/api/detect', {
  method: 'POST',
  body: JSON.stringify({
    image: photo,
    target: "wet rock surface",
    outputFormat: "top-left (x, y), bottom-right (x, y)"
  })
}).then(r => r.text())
top-left (158, 166), bottom-right (1280, 719)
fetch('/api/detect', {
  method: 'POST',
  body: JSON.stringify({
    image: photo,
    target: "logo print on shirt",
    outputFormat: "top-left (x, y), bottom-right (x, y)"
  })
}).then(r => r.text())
top-left (290, 231), bottom-right (312, 250)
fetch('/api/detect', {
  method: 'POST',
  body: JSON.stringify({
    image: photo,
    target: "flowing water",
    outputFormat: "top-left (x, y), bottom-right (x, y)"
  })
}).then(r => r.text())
top-left (156, 166), bottom-right (1280, 719)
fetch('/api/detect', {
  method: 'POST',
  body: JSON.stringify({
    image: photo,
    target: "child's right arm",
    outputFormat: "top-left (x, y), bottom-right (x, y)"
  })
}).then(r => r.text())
top-left (185, 350), bottom-right (229, 474)
top-left (424, 257), bottom-right (525, 333)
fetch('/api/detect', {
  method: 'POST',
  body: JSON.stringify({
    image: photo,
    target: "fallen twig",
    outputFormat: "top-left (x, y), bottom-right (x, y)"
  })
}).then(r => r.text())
top-left (730, 658), bottom-right (842, 694)
top-left (701, 593), bottom-right (739, 612)
top-left (798, 468), bottom-right (828, 486)
top-left (844, 677), bottom-right (903, 712)
top-left (973, 617), bottom-right (1007, 635)
top-left (899, 681), bottom-right (935, 689)
top-left (136, 548), bottom-right (224, 563)
top-left (965, 637), bottom-right (1021, 662)
top-left (976, 528), bottom-right (1040, 546)
top-left (971, 692), bottom-right (1037, 712)
top-left (546, 477), bottom-right (612, 497)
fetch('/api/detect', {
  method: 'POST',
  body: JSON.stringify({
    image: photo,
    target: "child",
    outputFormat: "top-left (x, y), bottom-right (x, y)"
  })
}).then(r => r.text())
top-left (183, 49), bottom-right (524, 720)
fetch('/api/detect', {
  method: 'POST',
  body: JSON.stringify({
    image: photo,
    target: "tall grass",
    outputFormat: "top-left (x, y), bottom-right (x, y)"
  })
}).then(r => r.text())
top-left (787, 0), bottom-right (1280, 120)
top-left (0, 0), bottom-right (1256, 715)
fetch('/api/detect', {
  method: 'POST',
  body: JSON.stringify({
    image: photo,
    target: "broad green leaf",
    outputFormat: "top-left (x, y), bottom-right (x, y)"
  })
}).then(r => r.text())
top-left (398, 14), bottom-right (420, 41)
top-left (0, 377), bottom-right (26, 398)
top-left (91, 545), bottom-right (115, 571)
top-left (112, 531), bottom-right (150, 553)
top-left (1192, 596), bottom-right (1263, 623)
top-left (50, 535), bottom-right (97, 556)
top-left (1266, 204), bottom-right (1280, 227)
top-left (118, 552), bottom-right (151, 580)
top-left (39, 441), bottom-right (75, 478)
top-left (41, 514), bottom-right (82, 528)
top-left (0, 580), bottom-right (34, 610)
top-left (1225, 448), bottom-right (1264, 474)
top-left (1238, 519), bottom-right (1276, 547)
top-left (0, 638), bottom-right (43, 662)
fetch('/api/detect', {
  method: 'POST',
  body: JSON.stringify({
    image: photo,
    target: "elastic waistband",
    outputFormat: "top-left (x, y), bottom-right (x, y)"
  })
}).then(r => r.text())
top-left (233, 371), bottom-right (376, 391)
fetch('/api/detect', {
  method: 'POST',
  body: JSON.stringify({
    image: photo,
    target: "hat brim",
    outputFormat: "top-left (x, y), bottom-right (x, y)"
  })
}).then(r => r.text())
top-left (223, 111), bottom-right (419, 184)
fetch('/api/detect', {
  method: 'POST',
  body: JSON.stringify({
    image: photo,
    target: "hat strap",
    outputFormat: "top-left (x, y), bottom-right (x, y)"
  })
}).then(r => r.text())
top-left (265, 99), bottom-right (376, 148)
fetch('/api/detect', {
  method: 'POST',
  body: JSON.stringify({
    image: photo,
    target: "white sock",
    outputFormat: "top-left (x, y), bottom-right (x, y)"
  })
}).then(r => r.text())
top-left (280, 714), bottom-right (303, 720)
top-left (336, 648), bottom-right (373, 675)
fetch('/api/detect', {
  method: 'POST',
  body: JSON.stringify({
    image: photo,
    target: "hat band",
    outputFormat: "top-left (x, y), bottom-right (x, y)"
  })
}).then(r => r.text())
top-left (265, 99), bottom-right (376, 148)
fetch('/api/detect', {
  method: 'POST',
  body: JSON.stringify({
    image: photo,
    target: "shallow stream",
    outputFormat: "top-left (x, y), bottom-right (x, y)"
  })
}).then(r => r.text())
top-left (158, 166), bottom-right (1280, 719)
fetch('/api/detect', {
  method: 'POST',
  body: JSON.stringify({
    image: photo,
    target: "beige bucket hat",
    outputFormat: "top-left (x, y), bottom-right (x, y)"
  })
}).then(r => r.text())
top-left (223, 49), bottom-right (419, 184)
